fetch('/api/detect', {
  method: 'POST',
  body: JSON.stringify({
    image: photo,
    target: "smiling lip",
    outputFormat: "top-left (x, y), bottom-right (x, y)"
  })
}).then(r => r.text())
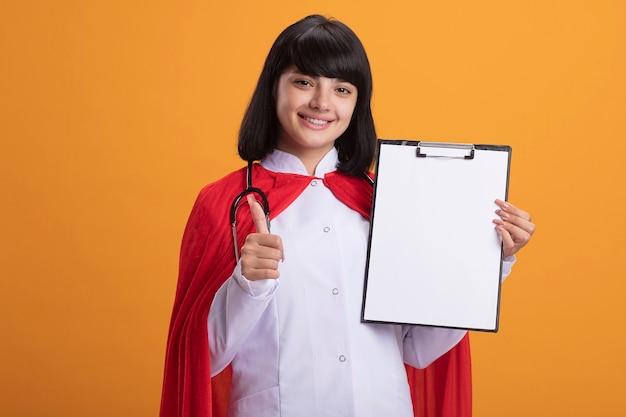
top-left (300, 114), bottom-right (332, 126)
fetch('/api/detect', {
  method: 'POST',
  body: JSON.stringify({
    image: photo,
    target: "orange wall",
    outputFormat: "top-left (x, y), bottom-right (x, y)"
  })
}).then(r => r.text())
top-left (1, 1), bottom-right (625, 416)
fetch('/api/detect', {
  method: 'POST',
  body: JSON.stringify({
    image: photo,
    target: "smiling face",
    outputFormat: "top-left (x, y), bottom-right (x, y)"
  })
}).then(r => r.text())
top-left (275, 65), bottom-right (358, 173)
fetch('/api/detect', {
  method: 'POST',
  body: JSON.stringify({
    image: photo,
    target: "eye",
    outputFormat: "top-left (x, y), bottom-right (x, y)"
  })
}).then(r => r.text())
top-left (335, 86), bottom-right (352, 95)
top-left (294, 79), bottom-right (313, 87)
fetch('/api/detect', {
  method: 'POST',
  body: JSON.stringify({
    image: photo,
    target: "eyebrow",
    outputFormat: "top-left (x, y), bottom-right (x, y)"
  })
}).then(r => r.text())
top-left (290, 70), bottom-right (352, 84)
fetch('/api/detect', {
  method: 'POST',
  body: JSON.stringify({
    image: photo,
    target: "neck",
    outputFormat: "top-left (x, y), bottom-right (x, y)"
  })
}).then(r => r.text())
top-left (275, 145), bottom-right (335, 176)
top-left (299, 155), bottom-right (323, 176)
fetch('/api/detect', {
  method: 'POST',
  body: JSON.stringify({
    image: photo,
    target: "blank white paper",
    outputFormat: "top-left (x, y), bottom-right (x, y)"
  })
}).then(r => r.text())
top-left (362, 141), bottom-right (511, 331)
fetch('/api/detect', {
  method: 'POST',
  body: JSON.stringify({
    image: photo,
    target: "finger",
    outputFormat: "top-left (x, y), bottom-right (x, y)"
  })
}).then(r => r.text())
top-left (495, 199), bottom-right (532, 222)
top-left (495, 206), bottom-right (536, 236)
top-left (493, 219), bottom-right (531, 257)
top-left (499, 220), bottom-right (530, 244)
top-left (496, 225), bottom-right (516, 257)
top-left (243, 234), bottom-right (284, 260)
top-left (240, 234), bottom-right (284, 280)
top-left (241, 258), bottom-right (281, 280)
top-left (247, 194), bottom-right (269, 234)
top-left (243, 267), bottom-right (280, 281)
top-left (242, 203), bottom-right (285, 262)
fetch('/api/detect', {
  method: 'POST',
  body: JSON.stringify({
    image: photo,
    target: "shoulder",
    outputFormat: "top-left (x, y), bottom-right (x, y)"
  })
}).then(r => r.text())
top-left (186, 167), bottom-right (248, 225)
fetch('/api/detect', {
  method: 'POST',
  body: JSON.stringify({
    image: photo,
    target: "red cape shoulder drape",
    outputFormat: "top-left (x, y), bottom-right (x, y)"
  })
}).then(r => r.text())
top-left (160, 164), bottom-right (472, 417)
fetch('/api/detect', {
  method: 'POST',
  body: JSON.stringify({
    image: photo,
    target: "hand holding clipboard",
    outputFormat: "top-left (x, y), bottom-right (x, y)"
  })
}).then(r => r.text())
top-left (494, 199), bottom-right (535, 258)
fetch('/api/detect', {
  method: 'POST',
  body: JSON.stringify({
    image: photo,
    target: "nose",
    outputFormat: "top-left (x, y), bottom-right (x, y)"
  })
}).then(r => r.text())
top-left (309, 87), bottom-right (330, 111)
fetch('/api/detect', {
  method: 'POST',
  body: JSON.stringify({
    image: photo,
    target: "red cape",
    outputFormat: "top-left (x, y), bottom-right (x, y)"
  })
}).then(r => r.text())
top-left (160, 164), bottom-right (472, 417)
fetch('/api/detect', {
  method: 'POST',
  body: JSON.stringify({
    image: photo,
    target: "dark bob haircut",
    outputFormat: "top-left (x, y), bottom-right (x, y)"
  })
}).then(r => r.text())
top-left (238, 15), bottom-right (377, 176)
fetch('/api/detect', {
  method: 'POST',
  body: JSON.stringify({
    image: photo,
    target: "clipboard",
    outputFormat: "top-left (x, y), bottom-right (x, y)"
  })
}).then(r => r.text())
top-left (361, 140), bottom-right (511, 332)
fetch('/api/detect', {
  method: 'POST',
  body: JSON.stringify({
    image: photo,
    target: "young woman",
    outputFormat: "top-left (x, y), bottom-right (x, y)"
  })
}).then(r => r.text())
top-left (160, 14), bottom-right (535, 417)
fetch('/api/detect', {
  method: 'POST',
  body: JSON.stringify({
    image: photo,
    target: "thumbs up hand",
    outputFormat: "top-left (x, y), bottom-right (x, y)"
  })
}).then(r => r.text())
top-left (240, 194), bottom-right (284, 280)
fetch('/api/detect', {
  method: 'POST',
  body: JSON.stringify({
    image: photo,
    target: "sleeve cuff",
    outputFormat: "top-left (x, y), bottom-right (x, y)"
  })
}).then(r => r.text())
top-left (501, 255), bottom-right (516, 282)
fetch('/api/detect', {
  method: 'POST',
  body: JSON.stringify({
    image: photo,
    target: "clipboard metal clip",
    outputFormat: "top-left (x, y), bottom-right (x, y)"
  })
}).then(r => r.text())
top-left (416, 142), bottom-right (475, 160)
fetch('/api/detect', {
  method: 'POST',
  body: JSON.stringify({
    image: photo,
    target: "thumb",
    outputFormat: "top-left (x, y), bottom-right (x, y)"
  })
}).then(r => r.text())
top-left (247, 194), bottom-right (269, 234)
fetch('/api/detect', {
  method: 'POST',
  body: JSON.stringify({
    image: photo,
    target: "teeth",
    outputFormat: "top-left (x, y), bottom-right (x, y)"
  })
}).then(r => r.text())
top-left (304, 116), bottom-right (328, 125)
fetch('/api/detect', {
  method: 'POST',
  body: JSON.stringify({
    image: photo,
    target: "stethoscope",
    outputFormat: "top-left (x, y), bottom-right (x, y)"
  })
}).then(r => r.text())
top-left (230, 161), bottom-right (272, 263)
top-left (230, 161), bottom-right (374, 263)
